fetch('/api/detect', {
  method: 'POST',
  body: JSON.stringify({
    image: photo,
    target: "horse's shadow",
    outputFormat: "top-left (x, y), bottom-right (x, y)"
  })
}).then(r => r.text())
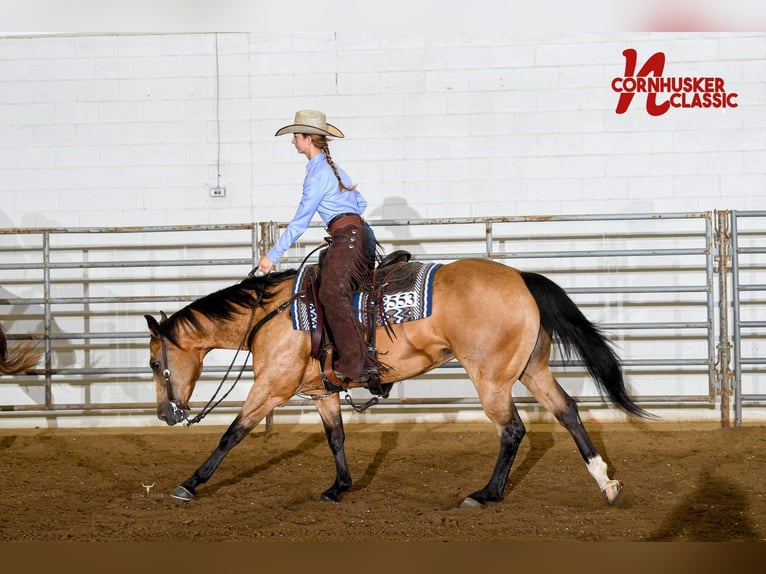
top-left (207, 425), bottom-right (617, 504)
top-left (214, 425), bottom-right (404, 498)
top-left (353, 429), bottom-right (401, 491)
top-left (507, 429), bottom-right (556, 491)
top-left (0, 436), bottom-right (17, 450)
top-left (214, 433), bottom-right (326, 491)
top-left (645, 467), bottom-right (762, 541)
top-left (507, 427), bottom-right (620, 496)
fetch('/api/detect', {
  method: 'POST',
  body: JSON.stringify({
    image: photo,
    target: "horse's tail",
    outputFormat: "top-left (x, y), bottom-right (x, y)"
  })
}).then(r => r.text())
top-left (520, 271), bottom-right (652, 419)
top-left (0, 323), bottom-right (42, 375)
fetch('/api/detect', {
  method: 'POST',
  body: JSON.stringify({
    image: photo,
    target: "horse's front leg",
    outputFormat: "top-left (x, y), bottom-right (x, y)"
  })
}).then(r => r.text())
top-left (312, 392), bottom-right (352, 502)
top-left (170, 376), bottom-right (291, 501)
top-left (462, 401), bottom-right (526, 507)
top-left (170, 414), bottom-right (253, 500)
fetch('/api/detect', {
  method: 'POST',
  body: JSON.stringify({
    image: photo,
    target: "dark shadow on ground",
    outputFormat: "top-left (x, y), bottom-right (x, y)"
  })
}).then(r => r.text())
top-left (645, 467), bottom-right (761, 541)
top-left (508, 430), bottom-right (556, 491)
top-left (354, 430), bottom-right (401, 491)
top-left (214, 433), bottom-right (326, 490)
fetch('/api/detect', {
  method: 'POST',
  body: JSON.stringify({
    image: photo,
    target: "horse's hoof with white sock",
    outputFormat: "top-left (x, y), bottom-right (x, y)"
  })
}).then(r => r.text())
top-left (600, 479), bottom-right (622, 505)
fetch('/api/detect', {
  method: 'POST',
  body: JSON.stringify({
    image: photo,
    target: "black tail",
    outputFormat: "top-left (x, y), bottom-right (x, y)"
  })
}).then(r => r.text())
top-left (521, 271), bottom-right (652, 419)
top-left (0, 323), bottom-right (42, 376)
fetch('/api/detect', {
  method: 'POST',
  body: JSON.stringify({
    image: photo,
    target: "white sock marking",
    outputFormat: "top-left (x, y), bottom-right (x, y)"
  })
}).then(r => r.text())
top-left (586, 455), bottom-right (611, 490)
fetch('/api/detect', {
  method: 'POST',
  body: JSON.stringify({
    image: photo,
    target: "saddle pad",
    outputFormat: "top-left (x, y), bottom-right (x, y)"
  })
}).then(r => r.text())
top-left (291, 264), bottom-right (319, 331)
top-left (354, 262), bottom-right (441, 325)
top-left (291, 262), bottom-right (442, 331)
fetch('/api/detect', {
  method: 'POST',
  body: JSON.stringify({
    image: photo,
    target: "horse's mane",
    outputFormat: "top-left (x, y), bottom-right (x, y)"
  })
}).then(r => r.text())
top-left (161, 269), bottom-right (298, 344)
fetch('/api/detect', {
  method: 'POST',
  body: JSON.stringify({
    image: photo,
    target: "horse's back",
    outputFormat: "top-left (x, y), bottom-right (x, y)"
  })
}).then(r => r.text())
top-left (391, 258), bottom-right (542, 386)
top-left (394, 258), bottom-right (540, 366)
top-left (438, 257), bottom-right (524, 279)
top-left (432, 258), bottom-right (537, 312)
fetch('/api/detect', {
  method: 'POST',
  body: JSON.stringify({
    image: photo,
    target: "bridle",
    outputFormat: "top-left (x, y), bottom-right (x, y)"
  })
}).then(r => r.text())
top-left (156, 328), bottom-right (188, 425)
top-left (155, 250), bottom-right (325, 426)
top-left (154, 290), bottom-right (301, 426)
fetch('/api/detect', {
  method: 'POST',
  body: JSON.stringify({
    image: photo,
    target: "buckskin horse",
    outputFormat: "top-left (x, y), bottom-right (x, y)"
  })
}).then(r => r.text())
top-left (144, 257), bottom-right (650, 508)
top-left (0, 322), bottom-right (41, 375)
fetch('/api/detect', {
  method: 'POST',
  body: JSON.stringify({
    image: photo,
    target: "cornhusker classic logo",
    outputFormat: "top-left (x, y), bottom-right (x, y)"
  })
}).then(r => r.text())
top-left (612, 49), bottom-right (738, 116)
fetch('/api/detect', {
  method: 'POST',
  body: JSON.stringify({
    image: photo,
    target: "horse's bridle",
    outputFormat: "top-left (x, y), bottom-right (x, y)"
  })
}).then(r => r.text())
top-left (154, 331), bottom-right (189, 424)
top-left (152, 290), bottom-right (301, 427)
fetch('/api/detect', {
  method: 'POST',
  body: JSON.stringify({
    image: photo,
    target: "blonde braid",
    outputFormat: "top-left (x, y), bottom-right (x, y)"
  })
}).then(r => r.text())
top-left (311, 135), bottom-right (356, 192)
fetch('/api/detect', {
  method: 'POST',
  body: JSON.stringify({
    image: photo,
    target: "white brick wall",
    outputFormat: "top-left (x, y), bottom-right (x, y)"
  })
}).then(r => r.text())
top-left (1, 32), bottom-right (762, 229)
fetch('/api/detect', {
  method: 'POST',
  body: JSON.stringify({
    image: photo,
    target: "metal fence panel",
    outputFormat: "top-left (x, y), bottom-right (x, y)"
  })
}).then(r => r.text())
top-left (730, 210), bottom-right (766, 427)
top-left (1, 212), bottom-right (728, 424)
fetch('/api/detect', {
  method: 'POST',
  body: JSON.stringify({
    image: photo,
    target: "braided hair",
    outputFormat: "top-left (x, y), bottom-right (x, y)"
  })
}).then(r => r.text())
top-left (309, 134), bottom-right (357, 192)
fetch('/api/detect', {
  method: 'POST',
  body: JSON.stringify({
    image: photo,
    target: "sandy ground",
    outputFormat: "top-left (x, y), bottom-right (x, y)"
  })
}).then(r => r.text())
top-left (0, 420), bottom-right (764, 542)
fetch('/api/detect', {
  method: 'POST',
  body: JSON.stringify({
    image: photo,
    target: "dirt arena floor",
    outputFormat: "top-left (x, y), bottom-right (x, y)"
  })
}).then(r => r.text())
top-left (1, 420), bottom-right (764, 543)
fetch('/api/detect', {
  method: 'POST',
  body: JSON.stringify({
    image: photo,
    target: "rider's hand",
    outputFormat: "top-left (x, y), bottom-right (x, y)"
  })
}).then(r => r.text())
top-left (248, 255), bottom-right (274, 277)
top-left (257, 255), bottom-right (274, 274)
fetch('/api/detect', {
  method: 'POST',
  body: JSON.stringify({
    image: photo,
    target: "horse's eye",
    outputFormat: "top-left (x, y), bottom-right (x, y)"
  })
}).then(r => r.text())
top-left (150, 361), bottom-right (160, 371)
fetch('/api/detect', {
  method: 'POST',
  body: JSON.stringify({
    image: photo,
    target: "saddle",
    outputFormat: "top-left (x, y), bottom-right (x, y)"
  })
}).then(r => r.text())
top-left (300, 249), bottom-right (413, 399)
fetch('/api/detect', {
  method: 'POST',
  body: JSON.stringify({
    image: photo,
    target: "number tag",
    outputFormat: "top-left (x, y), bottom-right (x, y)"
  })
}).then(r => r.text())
top-left (383, 291), bottom-right (417, 311)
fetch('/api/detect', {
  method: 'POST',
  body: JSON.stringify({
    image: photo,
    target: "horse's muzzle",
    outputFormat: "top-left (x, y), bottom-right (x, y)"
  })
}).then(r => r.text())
top-left (157, 400), bottom-right (190, 426)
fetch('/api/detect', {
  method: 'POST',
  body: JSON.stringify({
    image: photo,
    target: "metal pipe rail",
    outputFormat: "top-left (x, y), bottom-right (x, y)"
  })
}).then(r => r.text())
top-left (1, 222), bottom-right (262, 414)
top-left (273, 210), bottom-right (719, 408)
top-left (1, 211), bottom-right (727, 423)
top-left (730, 210), bottom-right (766, 427)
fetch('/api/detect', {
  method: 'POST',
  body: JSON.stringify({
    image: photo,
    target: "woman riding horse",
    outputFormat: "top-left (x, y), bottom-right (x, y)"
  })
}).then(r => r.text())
top-left (145, 258), bottom-right (650, 507)
top-left (252, 110), bottom-right (379, 388)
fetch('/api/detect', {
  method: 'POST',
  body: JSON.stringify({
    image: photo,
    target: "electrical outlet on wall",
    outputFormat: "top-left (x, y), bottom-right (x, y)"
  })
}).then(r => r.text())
top-left (210, 187), bottom-right (226, 197)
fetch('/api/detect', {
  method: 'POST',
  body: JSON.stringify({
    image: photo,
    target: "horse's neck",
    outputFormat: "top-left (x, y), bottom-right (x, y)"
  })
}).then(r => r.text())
top-left (186, 309), bottom-right (254, 352)
top-left (201, 282), bottom-right (291, 351)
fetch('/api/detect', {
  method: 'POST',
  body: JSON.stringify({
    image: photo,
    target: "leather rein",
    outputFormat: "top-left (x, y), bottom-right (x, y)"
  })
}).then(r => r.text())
top-left (159, 243), bottom-right (331, 426)
top-left (158, 290), bottom-right (300, 427)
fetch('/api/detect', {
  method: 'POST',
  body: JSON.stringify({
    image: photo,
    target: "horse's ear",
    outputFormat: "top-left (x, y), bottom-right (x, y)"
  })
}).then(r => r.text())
top-left (144, 314), bottom-right (161, 338)
top-left (160, 311), bottom-right (169, 323)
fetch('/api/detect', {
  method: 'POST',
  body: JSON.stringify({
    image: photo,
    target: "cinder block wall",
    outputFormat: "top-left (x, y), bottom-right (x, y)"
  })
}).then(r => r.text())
top-left (0, 32), bottom-right (764, 425)
top-left (1, 32), bottom-right (763, 230)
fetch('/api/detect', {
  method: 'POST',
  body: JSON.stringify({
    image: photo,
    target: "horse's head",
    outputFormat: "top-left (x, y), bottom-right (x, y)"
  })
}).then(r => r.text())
top-left (144, 312), bottom-right (202, 426)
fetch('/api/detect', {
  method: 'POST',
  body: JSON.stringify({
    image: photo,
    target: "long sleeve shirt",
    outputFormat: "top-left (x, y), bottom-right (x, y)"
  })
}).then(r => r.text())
top-left (267, 152), bottom-right (367, 263)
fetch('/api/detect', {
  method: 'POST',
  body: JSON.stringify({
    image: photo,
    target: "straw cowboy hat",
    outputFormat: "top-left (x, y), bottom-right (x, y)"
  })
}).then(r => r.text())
top-left (274, 110), bottom-right (345, 138)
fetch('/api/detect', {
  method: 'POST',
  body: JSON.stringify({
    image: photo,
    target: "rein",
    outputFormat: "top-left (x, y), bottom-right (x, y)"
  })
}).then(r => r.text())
top-left (183, 292), bottom-right (301, 427)
top-left (182, 303), bottom-right (258, 427)
top-left (167, 244), bottom-right (326, 426)
top-left (156, 306), bottom-right (255, 427)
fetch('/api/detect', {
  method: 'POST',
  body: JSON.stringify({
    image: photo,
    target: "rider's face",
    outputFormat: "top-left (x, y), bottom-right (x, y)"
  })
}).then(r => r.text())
top-left (292, 133), bottom-right (314, 157)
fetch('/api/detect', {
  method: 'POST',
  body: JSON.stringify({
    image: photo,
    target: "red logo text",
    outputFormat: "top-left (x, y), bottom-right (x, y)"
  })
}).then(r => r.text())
top-left (612, 49), bottom-right (738, 116)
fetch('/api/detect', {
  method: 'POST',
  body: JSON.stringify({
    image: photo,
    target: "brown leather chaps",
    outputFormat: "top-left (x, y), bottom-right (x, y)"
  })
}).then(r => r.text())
top-left (318, 215), bottom-right (375, 380)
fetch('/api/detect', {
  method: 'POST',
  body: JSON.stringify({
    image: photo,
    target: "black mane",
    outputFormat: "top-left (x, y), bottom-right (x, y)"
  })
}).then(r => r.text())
top-left (161, 269), bottom-right (298, 344)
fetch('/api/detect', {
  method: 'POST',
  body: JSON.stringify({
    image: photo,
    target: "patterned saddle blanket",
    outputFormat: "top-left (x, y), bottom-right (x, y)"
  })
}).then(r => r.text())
top-left (291, 261), bottom-right (442, 332)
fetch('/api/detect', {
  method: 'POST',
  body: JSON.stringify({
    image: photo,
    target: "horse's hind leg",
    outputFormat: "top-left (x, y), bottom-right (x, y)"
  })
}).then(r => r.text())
top-left (521, 365), bottom-right (623, 505)
top-left (313, 393), bottom-right (352, 502)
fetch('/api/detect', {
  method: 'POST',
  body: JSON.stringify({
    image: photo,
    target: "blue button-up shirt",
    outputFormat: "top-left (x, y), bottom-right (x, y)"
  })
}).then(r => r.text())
top-left (267, 152), bottom-right (367, 263)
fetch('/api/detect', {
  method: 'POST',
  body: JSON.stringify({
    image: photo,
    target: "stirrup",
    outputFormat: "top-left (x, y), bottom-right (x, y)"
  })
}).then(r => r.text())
top-left (345, 393), bottom-right (379, 413)
top-left (357, 365), bottom-right (379, 383)
top-left (320, 346), bottom-right (347, 393)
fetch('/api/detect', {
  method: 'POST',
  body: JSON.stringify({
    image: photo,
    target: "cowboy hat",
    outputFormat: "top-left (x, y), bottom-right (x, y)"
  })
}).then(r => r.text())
top-left (274, 110), bottom-right (345, 138)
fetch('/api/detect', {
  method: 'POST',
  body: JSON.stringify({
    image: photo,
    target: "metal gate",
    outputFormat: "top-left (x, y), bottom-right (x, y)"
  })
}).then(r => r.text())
top-left (0, 210), bottom-right (754, 426)
top-left (729, 210), bottom-right (766, 427)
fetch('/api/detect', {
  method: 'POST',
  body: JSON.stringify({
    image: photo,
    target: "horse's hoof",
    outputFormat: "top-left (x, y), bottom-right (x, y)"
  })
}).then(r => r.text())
top-left (459, 497), bottom-right (483, 508)
top-left (319, 494), bottom-right (338, 503)
top-left (170, 485), bottom-right (194, 501)
top-left (601, 480), bottom-right (622, 506)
